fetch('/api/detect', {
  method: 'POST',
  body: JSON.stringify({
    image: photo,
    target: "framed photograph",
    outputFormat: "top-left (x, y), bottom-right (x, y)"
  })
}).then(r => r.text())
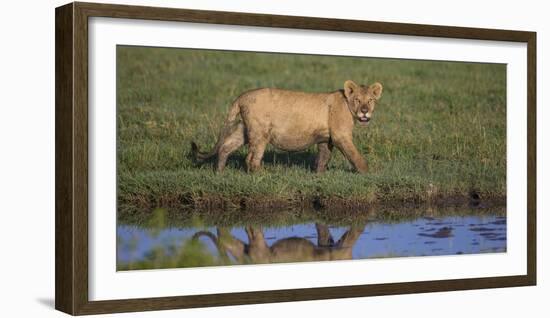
top-left (55, 1), bottom-right (536, 315)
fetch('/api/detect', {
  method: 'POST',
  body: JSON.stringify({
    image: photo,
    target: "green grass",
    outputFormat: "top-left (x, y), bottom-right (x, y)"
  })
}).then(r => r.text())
top-left (117, 46), bottom-right (506, 212)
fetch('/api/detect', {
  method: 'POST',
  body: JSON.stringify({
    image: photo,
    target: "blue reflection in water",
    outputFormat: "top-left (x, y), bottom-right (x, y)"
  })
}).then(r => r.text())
top-left (117, 215), bottom-right (506, 265)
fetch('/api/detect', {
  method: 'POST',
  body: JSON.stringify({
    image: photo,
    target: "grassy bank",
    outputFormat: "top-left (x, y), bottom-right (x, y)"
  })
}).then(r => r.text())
top-left (117, 46), bottom-right (506, 213)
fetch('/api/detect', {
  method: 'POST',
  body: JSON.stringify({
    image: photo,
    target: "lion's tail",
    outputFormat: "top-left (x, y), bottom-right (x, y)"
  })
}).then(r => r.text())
top-left (191, 101), bottom-right (241, 162)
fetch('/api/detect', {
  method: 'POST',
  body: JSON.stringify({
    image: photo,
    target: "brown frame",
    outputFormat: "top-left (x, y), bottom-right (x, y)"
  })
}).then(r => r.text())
top-left (55, 1), bottom-right (537, 315)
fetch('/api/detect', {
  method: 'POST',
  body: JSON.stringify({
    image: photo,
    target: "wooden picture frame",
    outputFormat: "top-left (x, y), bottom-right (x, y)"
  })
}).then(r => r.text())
top-left (55, 1), bottom-right (536, 315)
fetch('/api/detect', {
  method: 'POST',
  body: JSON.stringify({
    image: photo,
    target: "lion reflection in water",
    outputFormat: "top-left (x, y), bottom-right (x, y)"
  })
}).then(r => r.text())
top-left (192, 223), bottom-right (366, 264)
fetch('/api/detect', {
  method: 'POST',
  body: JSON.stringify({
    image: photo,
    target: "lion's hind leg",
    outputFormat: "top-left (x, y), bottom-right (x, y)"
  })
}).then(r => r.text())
top-left (245, 134), bottom-right (268, 173)
top-left (216, 122), bottom-right (246, 172)
top-left (245, 142), bottom-right (267, 173)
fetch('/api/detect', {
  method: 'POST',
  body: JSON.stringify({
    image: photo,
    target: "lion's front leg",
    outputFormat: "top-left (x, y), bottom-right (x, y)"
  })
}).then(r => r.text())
top-left (333, 139), bottom-right (368, 173)
top-left (315, 142), bottom-right (333, 173)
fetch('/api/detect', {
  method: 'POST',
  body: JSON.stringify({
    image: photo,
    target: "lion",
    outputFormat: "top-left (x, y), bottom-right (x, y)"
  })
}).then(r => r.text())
top-left (191, 80), bottom-right (383, 173)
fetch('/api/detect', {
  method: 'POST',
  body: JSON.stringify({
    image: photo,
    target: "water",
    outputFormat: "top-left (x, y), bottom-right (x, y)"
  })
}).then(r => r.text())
top-left (117, 211), bottom-right (506, 270)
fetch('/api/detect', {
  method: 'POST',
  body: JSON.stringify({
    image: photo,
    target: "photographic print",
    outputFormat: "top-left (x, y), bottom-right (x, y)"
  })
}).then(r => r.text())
top-left (116, 46), bottom-right (507, 271)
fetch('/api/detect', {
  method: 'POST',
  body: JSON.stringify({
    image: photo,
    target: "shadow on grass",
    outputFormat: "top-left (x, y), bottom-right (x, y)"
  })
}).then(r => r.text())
top-left (195, 149), bottom-right (320, 171)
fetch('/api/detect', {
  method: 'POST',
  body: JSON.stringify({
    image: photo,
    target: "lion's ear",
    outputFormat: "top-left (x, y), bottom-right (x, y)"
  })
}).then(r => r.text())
top-left (344, 80), bottom-right (358, 99)
top-left (369, 82), bottom-right (383, 100)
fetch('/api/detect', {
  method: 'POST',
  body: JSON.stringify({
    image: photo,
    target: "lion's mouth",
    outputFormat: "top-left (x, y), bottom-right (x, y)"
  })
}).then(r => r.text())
top-left (358, 117), bottom-right (370, 124)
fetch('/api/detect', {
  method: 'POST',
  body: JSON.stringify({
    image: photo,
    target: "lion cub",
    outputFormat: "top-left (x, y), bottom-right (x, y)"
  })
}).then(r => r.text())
top-left (191, 80), bottom-right (383, 173)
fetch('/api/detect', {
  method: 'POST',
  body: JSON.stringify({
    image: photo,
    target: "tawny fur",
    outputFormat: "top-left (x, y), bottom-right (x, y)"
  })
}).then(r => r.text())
top-left (191, 80), bottom-right (383, 173)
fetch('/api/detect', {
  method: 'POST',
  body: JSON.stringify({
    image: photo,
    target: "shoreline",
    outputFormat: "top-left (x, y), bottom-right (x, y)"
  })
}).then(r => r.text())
top-left (117, 192), bottom-right (506, 218)
top-left (118, 197), bottom-right (506, 228)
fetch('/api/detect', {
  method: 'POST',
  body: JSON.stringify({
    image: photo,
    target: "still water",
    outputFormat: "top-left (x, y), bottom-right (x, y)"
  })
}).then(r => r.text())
top-left (117, 211), bottom-right (506, 270)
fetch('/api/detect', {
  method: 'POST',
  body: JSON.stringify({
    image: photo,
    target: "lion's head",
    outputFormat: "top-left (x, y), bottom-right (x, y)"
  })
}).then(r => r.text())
top-left (343, 80), bottom-right (383, 126)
